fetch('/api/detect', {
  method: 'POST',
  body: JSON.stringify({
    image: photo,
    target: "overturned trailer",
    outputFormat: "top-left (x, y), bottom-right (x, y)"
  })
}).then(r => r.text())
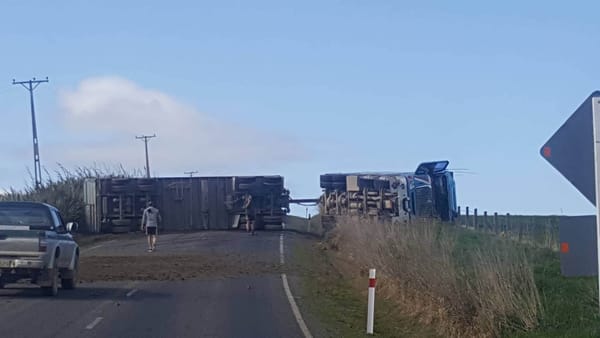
top-left (83, 176), bottom-right (290, 233)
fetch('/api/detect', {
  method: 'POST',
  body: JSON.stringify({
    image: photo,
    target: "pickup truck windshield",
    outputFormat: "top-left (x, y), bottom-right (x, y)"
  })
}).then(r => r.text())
top-left (0, 206), bottom-right (53, 228)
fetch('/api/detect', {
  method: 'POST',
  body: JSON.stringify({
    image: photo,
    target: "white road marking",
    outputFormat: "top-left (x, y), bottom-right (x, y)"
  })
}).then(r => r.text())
top-left (84, 244), bottom-right (104, 252)
top-left (126, 289), bottom-right (138, 297)
top-left (279, 232), bottom-right (312, 338)
top-left (279, 233), bottom-right (285, 265)
top-left (85, 317), bottom-right (103, 330)
top-left (282, 274), bottom-right (313, 338)
top-left (82, 240), bottom-right (117, 253)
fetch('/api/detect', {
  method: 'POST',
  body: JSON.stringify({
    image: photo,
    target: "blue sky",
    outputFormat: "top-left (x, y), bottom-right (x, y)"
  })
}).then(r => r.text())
top-left (0, 0), bottom-right (598, 215)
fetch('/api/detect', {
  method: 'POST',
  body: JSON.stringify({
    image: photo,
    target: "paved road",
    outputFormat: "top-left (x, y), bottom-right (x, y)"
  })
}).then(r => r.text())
top-left (0, 231), bottom-right (313, 338)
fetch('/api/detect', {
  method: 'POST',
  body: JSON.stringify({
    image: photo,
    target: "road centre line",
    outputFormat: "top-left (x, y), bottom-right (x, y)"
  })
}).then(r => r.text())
top-left (85, 317), bottom-right (103, 330)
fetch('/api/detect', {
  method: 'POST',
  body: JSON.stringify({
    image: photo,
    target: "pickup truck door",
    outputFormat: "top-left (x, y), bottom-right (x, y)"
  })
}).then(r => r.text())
top-left (50, 210), bottom-right (76, 269)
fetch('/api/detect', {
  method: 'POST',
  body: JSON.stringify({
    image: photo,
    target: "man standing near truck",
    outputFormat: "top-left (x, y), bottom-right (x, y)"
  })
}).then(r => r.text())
top-left (243, 193), bottom-right (256, 235)
top-left (141, 201), bottom-right (162, 252)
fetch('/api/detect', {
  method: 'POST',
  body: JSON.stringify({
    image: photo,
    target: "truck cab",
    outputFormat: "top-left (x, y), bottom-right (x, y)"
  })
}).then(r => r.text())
top-left (414, 161), bottom-right (458, 222)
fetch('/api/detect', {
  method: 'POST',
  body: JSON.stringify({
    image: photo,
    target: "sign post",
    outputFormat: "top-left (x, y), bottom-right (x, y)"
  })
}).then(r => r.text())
top-left (592, 98), bottom-right (600, 309)
top-left (541, 92), bottom-right (600, 276)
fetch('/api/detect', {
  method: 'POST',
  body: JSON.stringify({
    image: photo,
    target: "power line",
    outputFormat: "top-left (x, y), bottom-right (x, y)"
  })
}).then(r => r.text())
top-left (136, 134), bottom-right (156, 178)
top-left (12, 77), bottom-right (49, 190)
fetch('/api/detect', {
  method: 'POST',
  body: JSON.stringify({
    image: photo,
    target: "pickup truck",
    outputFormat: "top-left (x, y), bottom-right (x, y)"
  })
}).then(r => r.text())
top-left (0, 202), bottom-right (80, 296)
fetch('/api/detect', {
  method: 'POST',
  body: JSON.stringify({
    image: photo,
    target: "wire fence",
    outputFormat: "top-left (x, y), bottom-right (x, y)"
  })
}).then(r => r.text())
top-left (456, 206), bottom-right (560, 251)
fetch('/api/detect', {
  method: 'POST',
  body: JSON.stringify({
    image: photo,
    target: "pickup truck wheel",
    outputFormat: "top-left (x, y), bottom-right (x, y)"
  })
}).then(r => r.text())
top-left (62, 259), bottom-right (79, 290)
top-left (42, 269), bottom-right (59, 296)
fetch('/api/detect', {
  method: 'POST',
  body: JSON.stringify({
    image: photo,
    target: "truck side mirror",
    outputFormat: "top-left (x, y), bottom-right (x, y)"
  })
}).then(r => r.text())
top-left (66, 222), bottom-right (79, 233)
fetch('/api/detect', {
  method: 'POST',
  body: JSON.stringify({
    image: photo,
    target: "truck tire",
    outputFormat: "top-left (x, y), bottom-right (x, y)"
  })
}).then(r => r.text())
top-left (62, 258), bottom-right (79, 290)
top-left (41, 269), bottom-right (59, 297)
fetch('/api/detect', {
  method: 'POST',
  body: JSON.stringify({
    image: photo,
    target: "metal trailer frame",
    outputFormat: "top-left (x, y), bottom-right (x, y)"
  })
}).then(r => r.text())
top-left (83, 176), bottom-right (289, 233)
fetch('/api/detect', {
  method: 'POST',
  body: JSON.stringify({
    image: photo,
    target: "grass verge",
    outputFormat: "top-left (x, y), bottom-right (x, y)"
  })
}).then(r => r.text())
top-left (293, 240), bottom-right (439, 337)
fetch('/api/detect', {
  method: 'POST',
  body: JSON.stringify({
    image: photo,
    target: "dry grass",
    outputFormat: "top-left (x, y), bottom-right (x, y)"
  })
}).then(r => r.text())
top-left (0, 164), bottom-right (142, 227)
top-left (327, 217), bottom-right (542, 337)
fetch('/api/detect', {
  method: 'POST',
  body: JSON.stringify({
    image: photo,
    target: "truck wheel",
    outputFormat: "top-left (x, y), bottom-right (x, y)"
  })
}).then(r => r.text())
top-left (42, 269), bottom-right (59, 297)
top-left (62, 259), bottom-right (79, 290)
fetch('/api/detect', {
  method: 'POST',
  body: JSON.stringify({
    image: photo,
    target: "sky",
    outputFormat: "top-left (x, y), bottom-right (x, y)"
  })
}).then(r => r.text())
top-left (0, 0), bottom-right (598, 216)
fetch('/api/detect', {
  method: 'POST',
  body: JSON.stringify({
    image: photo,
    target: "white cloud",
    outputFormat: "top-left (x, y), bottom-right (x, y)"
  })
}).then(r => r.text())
top-left (54, 76), bottom-right (305, 175)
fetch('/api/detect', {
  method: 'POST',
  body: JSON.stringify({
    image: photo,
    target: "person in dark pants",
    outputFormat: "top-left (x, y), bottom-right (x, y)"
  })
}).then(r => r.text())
top-left (141, 201), bottom-right (162, 252)
top-left (243, 193), bottom-right (255, 235)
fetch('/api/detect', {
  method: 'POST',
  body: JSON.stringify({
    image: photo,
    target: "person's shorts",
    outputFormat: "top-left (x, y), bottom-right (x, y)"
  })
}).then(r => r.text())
top-left (146, 227), bottom-right (157, 235)
top-left (246, 213), bottom-right (255, 222)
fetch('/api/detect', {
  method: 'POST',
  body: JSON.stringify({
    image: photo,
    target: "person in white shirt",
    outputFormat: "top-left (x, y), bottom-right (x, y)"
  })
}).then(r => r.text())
top-left (141, 201), bottom-right (162, 252)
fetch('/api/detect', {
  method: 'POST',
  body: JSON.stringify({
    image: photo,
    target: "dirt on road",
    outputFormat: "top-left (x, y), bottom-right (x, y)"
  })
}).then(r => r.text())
top-left (80, 253), bottom-right (283, 282)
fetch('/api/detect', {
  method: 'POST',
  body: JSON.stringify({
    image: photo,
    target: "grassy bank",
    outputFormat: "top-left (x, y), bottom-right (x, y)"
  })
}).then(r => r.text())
top-left (293, 240), bottom-right (439, 337)
top-left (297, 217), bottom-right (600, 337)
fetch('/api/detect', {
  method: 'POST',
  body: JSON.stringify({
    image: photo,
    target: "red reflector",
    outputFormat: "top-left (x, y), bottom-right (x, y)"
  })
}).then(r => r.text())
top-left (543, 146), bottom-right (552, 158)
top-left (560, 242), bottom-right (569, 253)
top-left (369, 278), bottom-right (376, 288)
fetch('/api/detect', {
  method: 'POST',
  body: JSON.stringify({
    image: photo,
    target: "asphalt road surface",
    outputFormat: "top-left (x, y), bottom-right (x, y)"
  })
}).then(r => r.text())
top-left (0, 231), bottom-right (315, 338)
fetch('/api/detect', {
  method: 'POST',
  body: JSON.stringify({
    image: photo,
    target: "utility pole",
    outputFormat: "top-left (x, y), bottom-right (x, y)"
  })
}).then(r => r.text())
top-left (184, 171), bottom-right (198, 229)
top-left (184, 171), bottom-right (198, 178)
top-left (136, 134), bottom-right (156, 178)
top-left (12, 77), bottom-right (49, 190)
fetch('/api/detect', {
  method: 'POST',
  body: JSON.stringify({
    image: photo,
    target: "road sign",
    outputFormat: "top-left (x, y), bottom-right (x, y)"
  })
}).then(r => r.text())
top-left (542, 93), bottom-right (600, 312)
top-left (558, 216), bottom-right (597, 276)
top-left (540, 91), bottom-right (600, 205)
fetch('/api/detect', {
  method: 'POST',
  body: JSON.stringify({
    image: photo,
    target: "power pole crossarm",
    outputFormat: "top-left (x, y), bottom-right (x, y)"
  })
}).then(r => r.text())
top-left (136, 134), bottom-right (156, 178)
top-left (12, 77), bottom-right (49, 190)
top-left (184, 171), bottom-right (199, 178)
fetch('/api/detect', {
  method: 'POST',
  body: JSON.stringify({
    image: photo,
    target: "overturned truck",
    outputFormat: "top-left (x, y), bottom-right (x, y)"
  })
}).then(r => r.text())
top-left (319, 161), bottom-right (458, 228)
top-left (83, 176), bottom-right (290, 233)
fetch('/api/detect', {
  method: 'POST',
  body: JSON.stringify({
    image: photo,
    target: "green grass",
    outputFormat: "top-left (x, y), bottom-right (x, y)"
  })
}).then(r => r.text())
top-left (453, 228), bottom-right (600, 337)
top-left (293, 242), bottom-right (439, 338)
top-left (297, 222), bottom-right (600, 337)
top-left (511, 248), bottom-right (600, 338)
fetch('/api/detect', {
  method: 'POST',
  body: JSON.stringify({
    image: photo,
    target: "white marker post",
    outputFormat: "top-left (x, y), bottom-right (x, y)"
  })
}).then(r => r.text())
top-left (591, 98), bottom-right (600, 311)
top-left (367, 269), bottom-right (376, 335)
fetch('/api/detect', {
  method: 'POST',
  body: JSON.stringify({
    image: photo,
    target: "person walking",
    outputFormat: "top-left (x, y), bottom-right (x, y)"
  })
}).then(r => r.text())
top-left (243, 193), bottom-right (255, 235)
top-left (141, 201), bottom-right (162, 252)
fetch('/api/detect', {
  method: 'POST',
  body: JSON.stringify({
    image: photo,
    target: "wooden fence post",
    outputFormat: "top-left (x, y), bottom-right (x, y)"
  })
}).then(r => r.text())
top-left (474, 208), bottom-right (478, 229)
top-left (484, 211), bottom-right (488, 231)
top-left (457, 206), bottom-right (461, 226)
top-left (494, 212), bottom-right (498, 234)
top-left (506, 213), bottom-right (511, 235)
top-left (466, 207), bottom-right (470, 228)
